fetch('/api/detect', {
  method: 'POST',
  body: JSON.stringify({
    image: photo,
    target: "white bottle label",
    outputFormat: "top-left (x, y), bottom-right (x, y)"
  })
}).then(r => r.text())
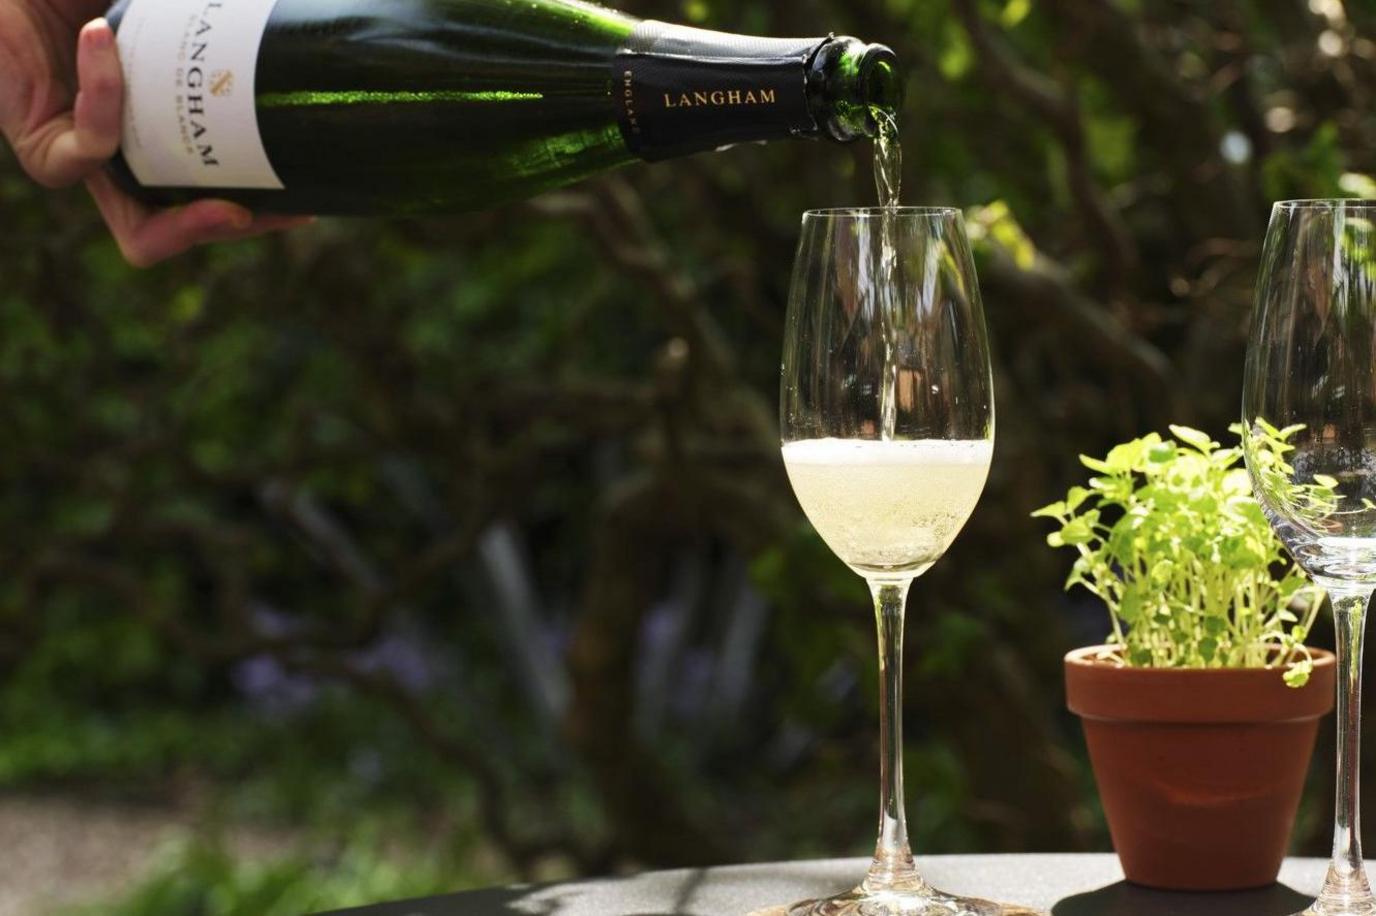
top-left (117, 0), bottom-right (284, 189)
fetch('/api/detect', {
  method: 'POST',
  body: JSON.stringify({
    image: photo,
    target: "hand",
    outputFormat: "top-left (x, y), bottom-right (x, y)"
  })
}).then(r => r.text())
top-left (0, 1), bottom-right (309, 267)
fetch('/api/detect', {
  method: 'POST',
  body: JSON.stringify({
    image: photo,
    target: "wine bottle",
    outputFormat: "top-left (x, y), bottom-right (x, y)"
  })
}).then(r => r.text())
top-left (104, 0), bottom-right (900, 216)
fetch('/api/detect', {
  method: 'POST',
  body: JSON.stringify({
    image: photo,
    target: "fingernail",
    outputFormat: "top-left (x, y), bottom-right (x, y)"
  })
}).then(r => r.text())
top-left (87, 20), bottom-right (113, 49)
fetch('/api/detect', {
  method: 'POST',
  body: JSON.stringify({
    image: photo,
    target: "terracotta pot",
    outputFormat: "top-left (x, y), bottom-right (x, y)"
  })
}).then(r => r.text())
top-left (1065, 645), bottom-right (1335, 891)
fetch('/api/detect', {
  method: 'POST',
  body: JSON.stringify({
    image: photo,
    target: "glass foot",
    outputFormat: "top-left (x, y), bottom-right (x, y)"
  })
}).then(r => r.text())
top-left (781, 886), bottom-right (1040, 916)
top-left (1292, 900), bottom-right (1376, 915)
top-left (1293, 867), bottom-right (1376, 915)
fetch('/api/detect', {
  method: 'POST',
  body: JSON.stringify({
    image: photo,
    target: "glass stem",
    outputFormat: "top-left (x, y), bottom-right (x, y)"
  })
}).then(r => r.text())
top-left (1316, 581), bottom-right (1374, 909)
top-left (862, 578), bottom-right (924, 893)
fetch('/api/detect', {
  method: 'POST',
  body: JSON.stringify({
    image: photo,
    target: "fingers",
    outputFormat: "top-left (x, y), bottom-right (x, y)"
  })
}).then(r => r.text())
top-left (20, 16), bottom-right (310, 267)
top-left (87, 170), bottom-right (249, 266)
top-left (19, 19), bottom-right (123, 188)
top-left (197, 213), bottom-right (317, 244)
top-left (86, 171), bottom-right (312, 268)
top-left (73, 19), bottom-right (123, 162)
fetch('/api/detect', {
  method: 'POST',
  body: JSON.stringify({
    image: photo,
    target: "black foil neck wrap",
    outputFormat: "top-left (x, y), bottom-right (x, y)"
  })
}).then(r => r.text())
top-left (614, 21), bottom-right (825, 162)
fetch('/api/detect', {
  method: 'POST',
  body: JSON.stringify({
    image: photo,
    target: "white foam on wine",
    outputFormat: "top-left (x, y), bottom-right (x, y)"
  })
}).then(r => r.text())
top-left (782, 438), bottom-right (992, 578)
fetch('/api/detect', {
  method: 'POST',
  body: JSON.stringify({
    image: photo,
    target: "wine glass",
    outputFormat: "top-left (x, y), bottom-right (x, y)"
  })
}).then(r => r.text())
top-left (1243, 199), bottom-right (1376, 916)
top-left (777, 208), bottom-right (1029, 916)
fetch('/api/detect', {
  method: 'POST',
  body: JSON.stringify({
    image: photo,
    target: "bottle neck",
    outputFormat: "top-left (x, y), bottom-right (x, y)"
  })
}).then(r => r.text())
top-left (808, 37), bottom-right (902, 142)
top-left (614, 22), bottom-right (898, 162)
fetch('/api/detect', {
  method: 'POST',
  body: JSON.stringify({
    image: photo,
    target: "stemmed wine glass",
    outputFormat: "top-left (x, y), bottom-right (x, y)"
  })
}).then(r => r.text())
top-left (777, 208), bottom-right (1032, 916)
top-left (1243, 199), bottom-right (1376, 916)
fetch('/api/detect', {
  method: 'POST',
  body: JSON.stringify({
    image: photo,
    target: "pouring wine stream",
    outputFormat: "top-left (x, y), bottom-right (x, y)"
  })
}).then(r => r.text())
top-left (875, 108), bottom-right (902, 442)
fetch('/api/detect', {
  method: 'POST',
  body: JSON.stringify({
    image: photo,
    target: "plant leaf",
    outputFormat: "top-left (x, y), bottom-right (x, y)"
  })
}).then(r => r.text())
top-left (1080, 455), bottom-right (1114, 474)
top-left (1284, 659), bottom-right (1313, 688)
top-left (1170, 425), bottom-right (1216, 453)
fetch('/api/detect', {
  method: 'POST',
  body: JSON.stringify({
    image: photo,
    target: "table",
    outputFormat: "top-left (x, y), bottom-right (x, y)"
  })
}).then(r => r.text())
top-left (318, 853), bottom-right (1340, 915)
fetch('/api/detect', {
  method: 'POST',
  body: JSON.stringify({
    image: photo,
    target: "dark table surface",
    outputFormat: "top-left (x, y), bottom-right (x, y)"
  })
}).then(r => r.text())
top-left (317, 853), bottom-right (1339, 915)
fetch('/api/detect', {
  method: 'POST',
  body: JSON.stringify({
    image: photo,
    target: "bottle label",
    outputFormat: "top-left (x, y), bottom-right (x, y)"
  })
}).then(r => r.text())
top-left (116, 0), bottom-right (284, 189)
top-left (616, 22), bottom-right (820, 162)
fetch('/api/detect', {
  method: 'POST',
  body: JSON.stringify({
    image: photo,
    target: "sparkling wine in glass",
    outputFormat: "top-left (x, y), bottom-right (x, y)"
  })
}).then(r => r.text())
top-left (777, 207), bottom-right (1032, 916)
top-left (1243, 199), bottom-right (1376, 916)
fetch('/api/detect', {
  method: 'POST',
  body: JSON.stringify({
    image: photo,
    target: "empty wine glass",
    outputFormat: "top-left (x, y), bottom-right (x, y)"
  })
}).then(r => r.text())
top-left (776, 207), bottom-right (1035, 915)
top-left (1243, 199), bottom-right (1376, 916)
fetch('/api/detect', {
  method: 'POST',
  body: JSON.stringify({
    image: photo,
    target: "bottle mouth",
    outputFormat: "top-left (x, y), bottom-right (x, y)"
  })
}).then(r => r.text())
top-left (858, 44), bottom-right (902, 120)
top-left (808, 38), bottom-right (904, 142)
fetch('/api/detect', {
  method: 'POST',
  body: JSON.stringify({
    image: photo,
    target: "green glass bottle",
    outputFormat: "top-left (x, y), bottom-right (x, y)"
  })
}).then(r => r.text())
top-left (104, 0), bottom-right (899, 216)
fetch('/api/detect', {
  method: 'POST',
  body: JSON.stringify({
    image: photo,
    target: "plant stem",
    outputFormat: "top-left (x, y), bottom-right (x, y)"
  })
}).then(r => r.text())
top-left (1313, 580), bottom-right (1375, 909)
top-left (860, 578), bottom-right (923, 893)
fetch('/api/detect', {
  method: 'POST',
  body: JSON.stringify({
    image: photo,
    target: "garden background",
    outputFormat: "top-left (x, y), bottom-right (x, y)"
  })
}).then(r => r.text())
top-left (2, 0), bottom-right (1376, 912)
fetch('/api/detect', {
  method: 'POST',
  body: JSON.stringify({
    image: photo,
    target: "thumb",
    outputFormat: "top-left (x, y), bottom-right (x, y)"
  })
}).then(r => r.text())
top-left (19, 19), bottom-right (124, 189)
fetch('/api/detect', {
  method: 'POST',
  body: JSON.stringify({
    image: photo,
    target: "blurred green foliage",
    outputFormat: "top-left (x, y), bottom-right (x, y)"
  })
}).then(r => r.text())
top-left (3, 0), bottom-right (1376, 911)
top-left (68, 839), bottom-right (453, 916)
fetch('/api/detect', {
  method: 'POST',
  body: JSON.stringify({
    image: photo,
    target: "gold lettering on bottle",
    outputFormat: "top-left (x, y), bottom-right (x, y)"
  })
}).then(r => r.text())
top-left (623, 70), bottom-right (641, 133)
top-left (658, 88), bottom-right (782, 109)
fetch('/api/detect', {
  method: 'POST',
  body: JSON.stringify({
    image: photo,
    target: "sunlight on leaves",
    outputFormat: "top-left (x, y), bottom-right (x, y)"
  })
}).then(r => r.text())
top-left (1033, 425), bottom-right (1325, 683)
top-left (967, 201), bottom-right (1038, 269)
top-left (1000, 0), bottom-right (1032, 28)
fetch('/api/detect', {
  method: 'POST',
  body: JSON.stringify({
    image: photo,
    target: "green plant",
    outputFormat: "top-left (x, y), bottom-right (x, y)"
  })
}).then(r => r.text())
top-left (1033, 425), bottom-right (1323, 685)
top-left (1244, 417), bottom-right (1344, 526)
top-left (68, 836), bottom-right (455, 916)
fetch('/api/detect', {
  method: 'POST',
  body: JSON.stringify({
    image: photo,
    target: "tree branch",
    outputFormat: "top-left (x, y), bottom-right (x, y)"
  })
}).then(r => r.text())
top-left (979, 247), bottom-right (1174, 404)
top-left (1041, 0), bottom-right (1259, 240)
top-left (293, 655), bottom-right (604, 875)
top-left (954, 0), bottom-right (1139, 291)
top-left (531, 180), bottom-right (738, 384)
